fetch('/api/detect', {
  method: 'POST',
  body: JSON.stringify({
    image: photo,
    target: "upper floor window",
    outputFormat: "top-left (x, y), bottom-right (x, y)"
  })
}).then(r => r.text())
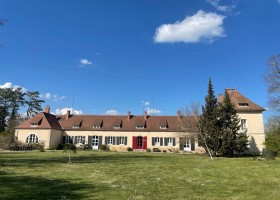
top-left (25, 134), bottom-right (39, 143)
top-left (30, 123), bottom-right (39, 127)
top-left (238, 102), bottom-right (249, 107)
top-left (93, 126), bottom-right (101, 129)
top-left (160, 126), bottom-right (167, 129)
top-left (241, 119), bottom-right (247, 130)
top-left (113, 126), bottom-right (121, 129)
top-left (136, 125), bottom-right (144, 129)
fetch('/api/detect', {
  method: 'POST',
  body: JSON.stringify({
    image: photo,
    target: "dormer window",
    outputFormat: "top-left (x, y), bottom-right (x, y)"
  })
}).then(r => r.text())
top-left (238, 102), bottom-right (249, 107)
top-left (113, 120), bottom-right (122, 129)
top-left (30, 117), bottom-right (42, 127)
top-left (136, 125), bottom-right (145, 129)
top-left (159, 120), bottom-right (168, 129)
top-left (135, 120), bottom-right (145, 129)
top-left (72, 119), bottom-right (82, 128)
top-left (93, 119), bottom-right (103, 129)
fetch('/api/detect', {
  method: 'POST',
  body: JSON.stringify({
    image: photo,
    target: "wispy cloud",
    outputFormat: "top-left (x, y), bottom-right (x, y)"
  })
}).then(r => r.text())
top-left (105, 109), bottom-right (119, 115)
top-left (278, 0), bottom-right (280, 4)
top-left (146, 108), bottom-right (161, 115)
top-left (206, 0), bottom-right (235, 12)
top-left (154, 10), bottom-right (226, 44)
top-left (0, 82), bottom-right (27, 92)
top-left (41, 92), bottom-right (66, 101)
top-left (80, 58), bottom-right (92, 65)
top-left (142, 101), bottom-right (150, 106)
top-left (54, 107), bottom-right (83, 115)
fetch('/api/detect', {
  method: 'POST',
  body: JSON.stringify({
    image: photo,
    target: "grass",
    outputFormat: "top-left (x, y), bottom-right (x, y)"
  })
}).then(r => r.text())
top-left (0, 151), bottom-right (279, 200)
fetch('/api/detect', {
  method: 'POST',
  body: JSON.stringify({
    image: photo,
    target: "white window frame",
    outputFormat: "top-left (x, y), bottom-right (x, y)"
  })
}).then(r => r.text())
top-left (154, 137), bottom-right (160, 146)
top-left (167, 137), bottom-right (173, 146)
top-left (26, 133), bottom-right (39, 144)
top-left (76, 136), bottom-right (85, 144)
top-left (119, 136), bottom-right (125, 145)
top-left (114, 126), bottom-right (120, 129)
top-left (241, 119), bottom-right (247, 130)
top-left (160, 126), bottom-right (167, 129)
top-left (30, 123), bottom-right (38, 127)
top-left (136, 126), bottom-right (144, 129)
top-left (93, 126), bottom-right (101, 129)
top-left (73, 125), bottom-right (80, 128)
top-left (108, 136), bottom-right (113, 145)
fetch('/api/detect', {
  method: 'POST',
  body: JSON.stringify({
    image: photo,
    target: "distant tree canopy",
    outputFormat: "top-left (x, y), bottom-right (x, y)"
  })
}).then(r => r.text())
top-left (0, 87), bottom-right (44, 134)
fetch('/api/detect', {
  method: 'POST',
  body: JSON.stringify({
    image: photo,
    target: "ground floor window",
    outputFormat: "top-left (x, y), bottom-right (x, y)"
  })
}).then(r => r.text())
top-left (167, 137), bottom-right (173, 146)
top-left (107, 136), bottom-right (113, 145)
top-left (25, 134), bottom-right (39, 143)
top-left (154, 137), bottom-right (160, 146)
top-left (76, 136), bottom-right (85, 144)
top-left (119, 136), bottom-right (125, 145)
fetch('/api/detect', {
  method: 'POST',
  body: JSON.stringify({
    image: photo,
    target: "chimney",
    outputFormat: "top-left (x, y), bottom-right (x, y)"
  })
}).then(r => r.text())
top-left (232, 88), bottom-right (237, 92)
top-left (44, 105), bottom-right (50, 113)
top-left (127, 111), bottom-right (131, 121)
top-left (144, 111), bottom-right (147, 120)
top-left (66, 110), bottom-right (71, 119)
top-left (218, 94), bottom-right (223, 103)
top-left (225, 88), bottom-right (231, 94)
top-left (177, 111), bottom-right (181, 121)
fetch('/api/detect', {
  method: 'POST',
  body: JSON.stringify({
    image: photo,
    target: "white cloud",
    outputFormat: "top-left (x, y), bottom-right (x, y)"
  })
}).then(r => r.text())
top-left (0, 82), bottom-right (27, 92)
top-left (54, 108), bottom-right (83, 115)
top-left (142, 101), bottom-right (150, 106)
top-left (42, 92), bottom-right (66, 101)
top-left (206, 0), bottom-right (235, 12)
top-left (146, 108), bottom-right (161, 115)
top-left (154, 10), bottom-right (226, 44)
top-left (80, 59), bottom-right (92, 65)
top-left (105, 110), bottom-right (119, 115)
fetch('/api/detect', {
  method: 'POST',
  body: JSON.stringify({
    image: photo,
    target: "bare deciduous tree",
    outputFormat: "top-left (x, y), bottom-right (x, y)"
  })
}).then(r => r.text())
top-left (265, 54), bottom-right (280, 112)
top-left (179, 102), bottom-right (213, 161)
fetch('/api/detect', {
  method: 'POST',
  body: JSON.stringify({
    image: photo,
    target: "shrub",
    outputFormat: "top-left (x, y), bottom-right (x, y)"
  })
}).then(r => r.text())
top-left (127, 147), bottom-right (133, 152)
top-left (99, 144), bottom-right (109, 151)
top-left (57, 144), bottom-right (65, 150)
top-left (262, 148), bottom-right (276, 160)
top-left (82, 144), bottom-right (90, 151)
top-left (146, 148), bottom-right (151, 152)
top-left (31, 142), bottom-right (45, 152)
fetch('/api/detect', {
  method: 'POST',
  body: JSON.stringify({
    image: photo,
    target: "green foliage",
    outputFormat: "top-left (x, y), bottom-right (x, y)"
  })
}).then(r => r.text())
top-left (262, 148), bottom-right (276, 160)
top-left (200, 79), bottom-right (249, 157)
top-left (57, 144), bottom-right (65, 150)
top-left (99, 144), bottom-right (109, 151)
top-left (127, 147), bottom-right (133, 151)
top-left (63, 144), bottom-right (77, 154)
top-left (264, 126), bottom-right (280, 155)
top-left (146, 148), bottom-right (151, 152)
top-left (25, 91), bottom-right (45, 119)
top-left (218, 91), bottom-right (248, 156)
top-left (200, 78), bottom-right (221, 156)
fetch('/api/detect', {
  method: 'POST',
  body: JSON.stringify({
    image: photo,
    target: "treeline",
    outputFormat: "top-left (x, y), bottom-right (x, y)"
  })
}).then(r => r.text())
top-left (0, 87), bottom-right (44, 134)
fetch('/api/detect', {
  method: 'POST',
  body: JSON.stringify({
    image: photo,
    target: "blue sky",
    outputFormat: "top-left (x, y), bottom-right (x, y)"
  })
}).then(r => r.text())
top-left (0, 0), bottom-right (279, 120)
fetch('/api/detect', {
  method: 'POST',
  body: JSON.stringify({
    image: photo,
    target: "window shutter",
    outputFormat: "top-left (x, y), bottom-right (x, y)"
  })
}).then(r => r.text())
top-left (116, 137), bottom-right (120, 145)
top-left (98, 136), bottom-right (102, 147)
top-left (70, 136), bottom-right (74, 144)
top-left (62, 136), bottom-right (66, 144)
top-left (82, 136), bottom-right (85, 144)
top-left (164, 138), bottom-right (167, 146)
top-left (173, 137), bottom-right (176, 146)
top-left (160, 137), bottom-right (163, 146)
top-left (132, 136), bottom-right (136, 149)
top-left (88, 136), bottom-right (92, 148)
top-left (113, 137), bottom-right (116, 145)
top-left (191, 138), bottom-right (195, 151)
top-left (143, 136), bottom-right (147, 149)
top-left (125, 137), bottom-right (128, 145)
top-left (105, 136), bottom-right (108, 145)
top-left (74, 136), bottom-right (78, 144)
top-left (152, 137), bottom-right (155, 146)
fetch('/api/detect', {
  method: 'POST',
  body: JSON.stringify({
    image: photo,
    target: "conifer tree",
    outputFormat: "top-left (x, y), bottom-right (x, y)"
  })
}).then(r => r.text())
top-left (200, 79), bottom-right (221, 156)
top-left (219, 91), bottom-right (248, 156)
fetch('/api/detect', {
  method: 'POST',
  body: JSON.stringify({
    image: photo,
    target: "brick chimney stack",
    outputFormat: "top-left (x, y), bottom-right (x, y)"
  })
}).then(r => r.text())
top-left (44, 105), bottom-right (50, 113)
top-left (144, 111), bottom-right (147, 120)
top-left (177, 111), bottom-right (181, 121)
top-left (66, 110), bottom-right (71, 119)
top-left (225, 88), bottom-right (231, 94)
top-left (127, 111), bottom-right (131, 121)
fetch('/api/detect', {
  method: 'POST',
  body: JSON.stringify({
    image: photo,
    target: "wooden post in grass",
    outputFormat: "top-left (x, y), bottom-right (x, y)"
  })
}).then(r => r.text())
top-left (63, 144), bottom-right (77, 164)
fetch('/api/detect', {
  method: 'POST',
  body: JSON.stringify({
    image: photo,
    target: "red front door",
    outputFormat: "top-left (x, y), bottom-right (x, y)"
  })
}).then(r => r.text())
top-left (133, 136), bottom-right (147, 150)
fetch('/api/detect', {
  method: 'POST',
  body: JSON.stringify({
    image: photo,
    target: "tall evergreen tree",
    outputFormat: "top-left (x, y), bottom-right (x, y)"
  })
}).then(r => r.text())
top-left (219, 91), bottom-right (248, 156)
top-left (200, 79), bottom-right (221, 156)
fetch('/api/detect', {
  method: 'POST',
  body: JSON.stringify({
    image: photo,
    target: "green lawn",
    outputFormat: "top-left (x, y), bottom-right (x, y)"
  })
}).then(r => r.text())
top-left (0, 151), bottom-right (279, 200)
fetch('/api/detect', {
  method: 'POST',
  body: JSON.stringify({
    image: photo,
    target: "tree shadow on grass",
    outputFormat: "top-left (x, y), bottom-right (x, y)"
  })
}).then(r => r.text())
top-left (0, 170), bottom-right (105, 200)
